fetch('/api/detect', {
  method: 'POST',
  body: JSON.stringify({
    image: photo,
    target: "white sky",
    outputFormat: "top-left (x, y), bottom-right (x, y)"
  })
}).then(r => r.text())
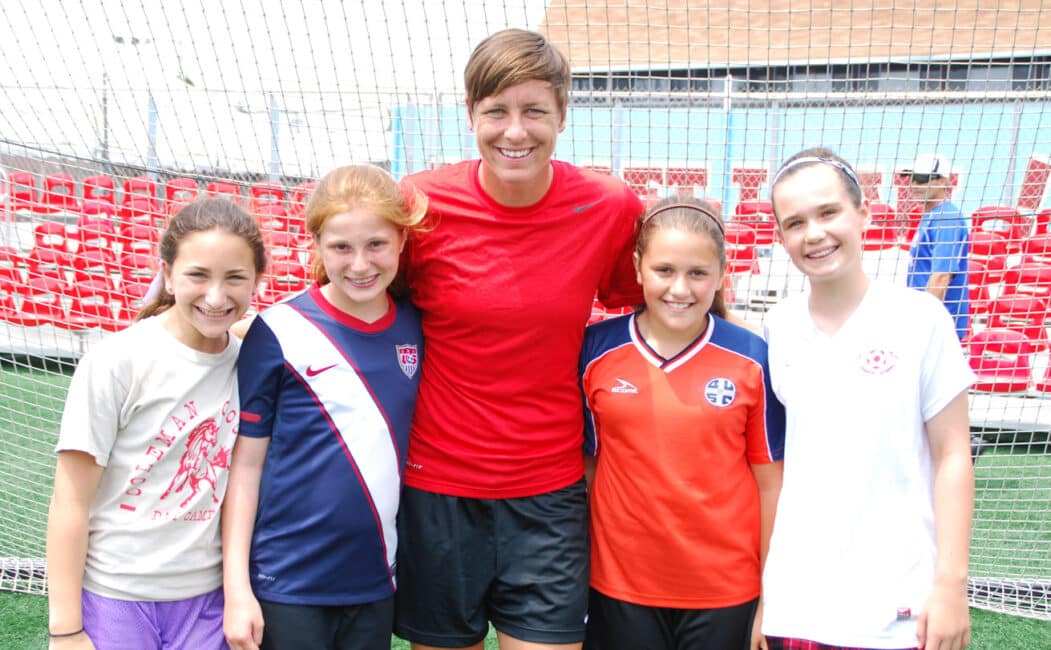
top-left (0, 0), bottom-right (548, 174)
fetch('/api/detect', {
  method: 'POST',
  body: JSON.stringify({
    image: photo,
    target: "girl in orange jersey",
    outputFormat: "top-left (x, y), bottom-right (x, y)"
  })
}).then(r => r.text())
top-left (579, 197), bottom-right (785, 650)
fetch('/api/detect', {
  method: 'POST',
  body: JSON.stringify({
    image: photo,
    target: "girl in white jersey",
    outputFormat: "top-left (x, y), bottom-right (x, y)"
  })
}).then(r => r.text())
top-left (761, 148), bottom-right (974, 650)
top-left (46, 198), bottom-right (266, 650)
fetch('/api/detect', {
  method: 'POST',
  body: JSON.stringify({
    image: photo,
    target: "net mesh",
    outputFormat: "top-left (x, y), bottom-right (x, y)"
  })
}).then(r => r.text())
top-left (0, 0), bottom-right (1048, 621)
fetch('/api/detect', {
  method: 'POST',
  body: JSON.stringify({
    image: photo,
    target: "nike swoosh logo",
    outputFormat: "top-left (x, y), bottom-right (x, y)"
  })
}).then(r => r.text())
top-left (573, 200), bottom-right (602, 213)
top-left (305, 363), bottom-right (337, 377)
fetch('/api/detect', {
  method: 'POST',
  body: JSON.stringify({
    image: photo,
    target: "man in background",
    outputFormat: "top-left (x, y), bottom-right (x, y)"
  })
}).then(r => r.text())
top-left (903, 153), bottom-right (970, 340)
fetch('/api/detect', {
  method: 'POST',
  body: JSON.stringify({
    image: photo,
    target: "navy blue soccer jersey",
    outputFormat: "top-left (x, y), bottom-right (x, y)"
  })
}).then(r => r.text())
top-left (238, 285), bottom-right (423, 605)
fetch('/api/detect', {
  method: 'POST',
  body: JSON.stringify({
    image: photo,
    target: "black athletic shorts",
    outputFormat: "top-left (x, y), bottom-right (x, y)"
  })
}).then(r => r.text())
top-left (393, 479), bottom-right (590, 646)
top-left (583, 588), bottom-right (759, 650)
top-left (258, 596), bottom-right (394, 650)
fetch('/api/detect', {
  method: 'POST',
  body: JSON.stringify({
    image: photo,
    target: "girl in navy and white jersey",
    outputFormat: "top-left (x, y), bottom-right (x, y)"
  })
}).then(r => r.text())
top-left (222, 165), bottom-right (427, 650)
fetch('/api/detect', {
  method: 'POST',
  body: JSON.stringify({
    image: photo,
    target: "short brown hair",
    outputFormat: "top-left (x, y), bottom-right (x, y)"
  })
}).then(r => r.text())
top-left (464, 29), bottom-right (570, 116)
top-left (770, 147), bottom-right (864, 219)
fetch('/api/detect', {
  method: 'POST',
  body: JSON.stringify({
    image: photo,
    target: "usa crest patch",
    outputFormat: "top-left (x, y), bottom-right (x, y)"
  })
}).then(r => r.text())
top-left (396, 344), bottom-right (419, 379)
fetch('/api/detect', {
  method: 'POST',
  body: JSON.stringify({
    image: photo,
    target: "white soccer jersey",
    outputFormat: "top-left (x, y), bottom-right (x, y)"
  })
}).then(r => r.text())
top-left (761, 281), bottom-right (974, 648)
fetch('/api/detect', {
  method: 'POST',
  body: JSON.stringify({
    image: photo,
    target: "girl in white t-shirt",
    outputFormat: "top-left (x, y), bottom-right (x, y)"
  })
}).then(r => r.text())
top-left (45, 198), bottom-right (267, 650)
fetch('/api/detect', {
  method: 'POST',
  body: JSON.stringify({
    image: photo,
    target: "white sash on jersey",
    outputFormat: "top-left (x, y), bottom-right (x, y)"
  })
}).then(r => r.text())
top-left (261, 303), bottom-right (400, 573)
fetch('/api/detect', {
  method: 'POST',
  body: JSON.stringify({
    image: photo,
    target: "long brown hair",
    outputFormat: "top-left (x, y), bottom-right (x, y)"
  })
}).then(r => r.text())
top-left (636, 196), bottom-right (728, 319)
top-left (137, 198), bottom-right (267, 320)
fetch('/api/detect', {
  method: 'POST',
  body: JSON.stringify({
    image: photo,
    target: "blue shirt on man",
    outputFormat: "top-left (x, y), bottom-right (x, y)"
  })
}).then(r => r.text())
top-left (907, 200), bottom-right (970, 340)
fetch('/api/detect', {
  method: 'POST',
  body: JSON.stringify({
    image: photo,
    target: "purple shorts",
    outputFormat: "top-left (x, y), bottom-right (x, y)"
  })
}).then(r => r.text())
top-left (766, 637), bottom-right (918, 650)
top-left (81, 587), bottom-right (228, 650)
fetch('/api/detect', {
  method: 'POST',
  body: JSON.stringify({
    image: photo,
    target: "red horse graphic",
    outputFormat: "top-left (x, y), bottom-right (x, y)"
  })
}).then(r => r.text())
top-left (160, 418), bottom-right (230, 508)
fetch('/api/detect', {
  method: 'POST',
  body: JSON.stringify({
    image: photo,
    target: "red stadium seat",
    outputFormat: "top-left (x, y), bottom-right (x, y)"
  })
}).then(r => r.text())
top-left (897, 206), bottom-right (924, 250)
top-left (115, 279), bottom-right (151, 326)
top-left (1035, 208), bottom-right (1051, 236)
top-left (123, 176), bottom-right (159, 211)
top-left (250, 181), bottom-right (285, 211)
top-left (0, 246), bottom-right (25, 277)
top-left (855, 168), bottom-right (884, 202)
top-left (1002, 262), bottom-right (1051, 300)
top-left (1022, 232), bottom-right (1051, 266)
top-left (74, 214), bottom-right (118, 252)
top-left (724, 222), bottom-right (760, 275)
top-left (733, 200), bottom-right (776, 246)
top-left (666, 167), bottom-right (708, 200)
top-left (72, 247), bottom-right (117, 287)
top-left (28, 222), bottom-right (73, 281)
top-left (118, 252), bottom-right (158, 289)
top-left (969, 231), bottom-right (1009, 285)
top-left (0, 261), bottom-right (24, 305)
top-left (0, 292), bottom-right (20, 324)
top-left (83, 175), bottom-right (116, 205)
top-left (33, 220), bottom-right (70, 252)
top-left (61, 279), bottom-right (118, 331)
top-left (267, 231), bottom-right (306, 263)
top-left (0, 247), bottom-right (21, 297)
top-left (288, 181), bottom-right (316, 216)
top-left (587, 296), bottom-right (632, 325)
top-left (165, 177), bottom-right (199, 206)
top-left (16, 276), bottom-right (66, 327)
top-left (622, 167), bottom-right (664, 201)
top-left (206, 180), bottom-right (242, 204)
top-left (972, 206), bottom-right (1030, 254)
top-left (968, 259), bottom-right (992, 321)
top-left (731, 166), bottom-right (767, 203)
top-left (25, 248), bottom-right (70, 285)
top-left (892, 173), bottom-right (922, 219)
top-left (863, 203), bottom-right (900, 251)
top-left (287, 181), bottom-right (316, 234)
top-left (118, 197), bottom-right (163, 229)
top-left (967, 328), bottom-right (1033, 393)
top-left (43, 173), bottom-right (80, 212)
top-left (1016, 153), bottom-right (1051, 214)
top-left (986, 293), bottom-right (1049, 351)
top-left (8, 171), bottom-right (39, 211)
top-left (80, 199), bottom-right (116, 221)
top-left (117, 222), bottom-right (161, 256)
top-left (256, 259), bottom-right (308, 308)
top-left (254, 204), bottom-right (290, 234)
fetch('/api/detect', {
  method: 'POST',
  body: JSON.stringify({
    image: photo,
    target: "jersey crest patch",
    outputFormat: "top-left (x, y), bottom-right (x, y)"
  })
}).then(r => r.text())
top-left (858, 348), bottom-right (898, 375)
top-left (704, 377), bottom-right (736, 407)
top-left (396, 344), bottom-right (419, 379)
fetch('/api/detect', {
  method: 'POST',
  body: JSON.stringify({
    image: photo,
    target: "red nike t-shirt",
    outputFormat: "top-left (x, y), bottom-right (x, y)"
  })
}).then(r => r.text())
top-left (403, 159), bottom-right (643, 498)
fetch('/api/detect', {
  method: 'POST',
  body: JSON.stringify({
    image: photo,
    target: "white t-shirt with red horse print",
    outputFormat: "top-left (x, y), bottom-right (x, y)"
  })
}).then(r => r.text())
top-left (57, 315), bottom-right (241, 601)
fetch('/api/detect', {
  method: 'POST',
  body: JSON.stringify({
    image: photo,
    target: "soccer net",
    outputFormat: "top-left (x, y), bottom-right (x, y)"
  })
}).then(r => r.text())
top-left (0, 0), bottom-right (1048, 620)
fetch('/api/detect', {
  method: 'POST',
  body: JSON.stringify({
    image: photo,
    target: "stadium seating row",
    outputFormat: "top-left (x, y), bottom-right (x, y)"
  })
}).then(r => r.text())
top-left (5, 171), bottom-right (317, 222)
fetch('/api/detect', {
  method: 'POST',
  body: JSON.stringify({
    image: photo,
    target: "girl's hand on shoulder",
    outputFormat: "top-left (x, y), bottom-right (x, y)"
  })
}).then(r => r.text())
top-left (224, 590), bottom-right (265, 650)
top-left (48, 630), bottom-right (95, 650)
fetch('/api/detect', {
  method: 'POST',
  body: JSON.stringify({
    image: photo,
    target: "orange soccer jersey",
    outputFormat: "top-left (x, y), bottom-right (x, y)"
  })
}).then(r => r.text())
top-left (580, 313), bottom-right (785, 609)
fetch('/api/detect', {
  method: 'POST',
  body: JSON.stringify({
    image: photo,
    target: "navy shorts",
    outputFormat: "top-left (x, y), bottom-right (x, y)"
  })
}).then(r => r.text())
top-left (394, 480), bottom-right (590, 646)
top-left (583, 588), bottom-right (758, 650)
top-left (258, 596), bottom-right (393, 650)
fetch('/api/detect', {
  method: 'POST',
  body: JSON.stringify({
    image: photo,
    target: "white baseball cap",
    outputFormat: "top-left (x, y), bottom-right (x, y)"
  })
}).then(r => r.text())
top-left (901, 153), bottom-right (950, 178)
